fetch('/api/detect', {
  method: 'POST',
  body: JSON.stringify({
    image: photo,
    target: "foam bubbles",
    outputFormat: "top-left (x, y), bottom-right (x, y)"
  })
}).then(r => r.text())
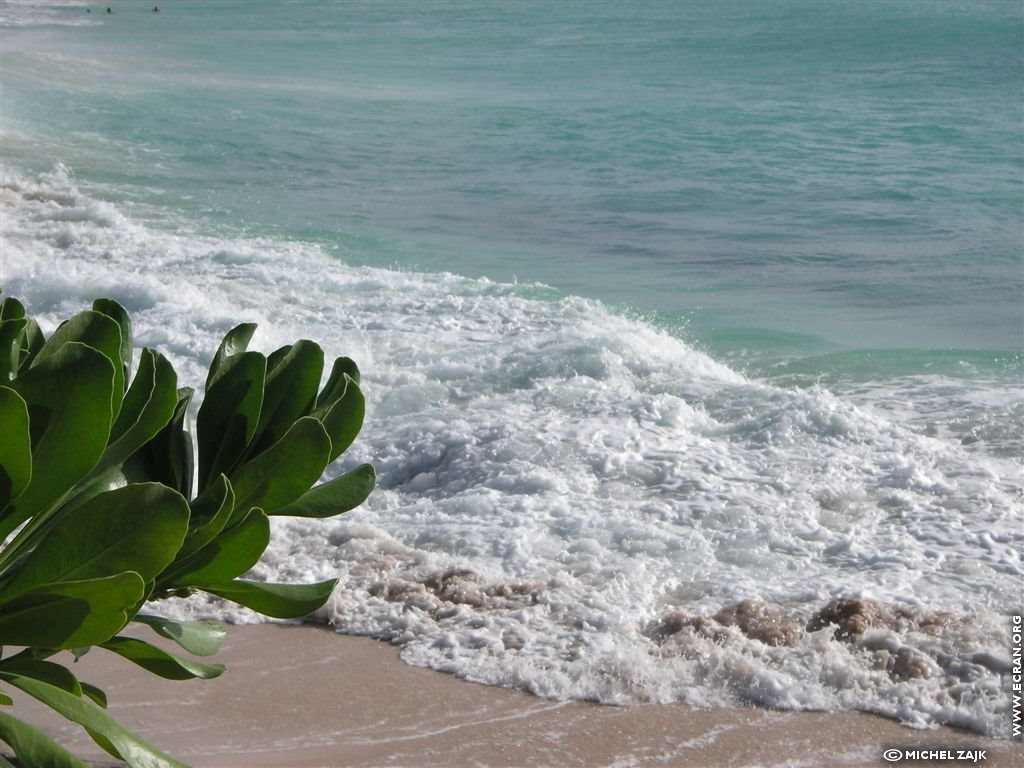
top-left (0, 0), bottom-right (98, 28)
top-left (2, 167), bottom-right (1020, 737)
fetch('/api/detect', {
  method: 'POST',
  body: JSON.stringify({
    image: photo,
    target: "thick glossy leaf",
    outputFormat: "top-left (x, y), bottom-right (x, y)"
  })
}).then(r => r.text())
top-left (273, 464), bottom-right (375, 518)
top-left (18, 318), bottom-right (44, 367)
top-left (188, 474), bottom-right (233, 529)
top-left (128, 578), bottom-right (157, 622)
top-left (92, 350), bottom-right (178, 479)
top-left (0, 297), bottom-right (26, 321)
top-left (99, 637), bottom-right (225, 680)
top-left (0, 388), bottom-right (31, 509)
top-left (30, 310), bottom-right (125, 421)
top-left (249, 340), bottom-right (323, 457)
top-left (229, 417), bottom-right (332, 514)
top-left (316, 356), bottom-right (360, 407)
top-left (157, 509), bottom-right (269, 588)
top-left (168, 388), bottom-right (196, 498)
top-left (206, 322), bottom-right (257, 390)
top-left (198, 579), bottom-right (337, 619)
top-left (134, 614), bottom-right (226, 657)
top-left (196, 351), bottom-right (266, 491)
top-left (177, 474), bottom-right (236, 561)
top-left (0, 483), bottom-right (188, 603)
top-left (134, 387), bottom-right (194, 497)
top-left (0, 711), bottom-right (89, 768)
top-left (311, 375), bottom-right (364, 462)
top-left (43, 464), bottom-right (131, 528)
top-left (80, 682), bottom-right (107, 708)
top-left (2, 676), bottom-right (187, 768)
top-left (1, 343), bottom-right (114, 541)
top-left (0, 296), bottom-right (25, 378)
top-left (0, 573), bottom-right (144, 649)
top-left (91, 298), bottom-right (133, 384)
top-left (0, 660), bottom-right (82, 697)
top-left (0, 587), bottom-right (88, 649)
top-left (0, 318), bottom-right (26, 381)
top-left (109, 347), bottom-right (156, 444)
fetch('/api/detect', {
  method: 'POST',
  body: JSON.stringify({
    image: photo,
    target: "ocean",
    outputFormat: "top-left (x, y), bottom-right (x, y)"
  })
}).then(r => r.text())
top-left (1, 0), bottom-right (1022, 738)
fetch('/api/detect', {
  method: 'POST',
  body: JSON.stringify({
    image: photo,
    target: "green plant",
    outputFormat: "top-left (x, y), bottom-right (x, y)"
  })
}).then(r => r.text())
top-left (0, 295), bottom-right (375, 767)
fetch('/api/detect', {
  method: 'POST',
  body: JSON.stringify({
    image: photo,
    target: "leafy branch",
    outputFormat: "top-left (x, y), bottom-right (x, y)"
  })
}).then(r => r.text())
top-left (0, 295), bottom-right (375, 767)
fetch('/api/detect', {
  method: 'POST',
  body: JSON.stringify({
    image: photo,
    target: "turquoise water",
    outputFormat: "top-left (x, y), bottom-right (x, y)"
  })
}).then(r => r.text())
top-left (2, 0), bottom-right (1023, 736)
top-left (4, 0), bottom-right (1022, 355)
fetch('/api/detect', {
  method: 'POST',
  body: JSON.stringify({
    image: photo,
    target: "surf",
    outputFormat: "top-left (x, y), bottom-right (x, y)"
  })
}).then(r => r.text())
top-left (3, 165), bottom-right (1020, 736)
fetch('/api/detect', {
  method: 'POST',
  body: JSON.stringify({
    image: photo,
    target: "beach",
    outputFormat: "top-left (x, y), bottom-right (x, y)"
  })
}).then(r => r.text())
top-left (2, 1), bottom-right (1022, 762)
top-left (9, 623), bottom-right (1020, 768)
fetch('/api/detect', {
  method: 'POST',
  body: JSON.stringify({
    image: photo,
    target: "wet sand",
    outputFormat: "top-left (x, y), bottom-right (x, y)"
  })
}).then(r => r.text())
top-left (7, 623), bottom-right (1020, 767)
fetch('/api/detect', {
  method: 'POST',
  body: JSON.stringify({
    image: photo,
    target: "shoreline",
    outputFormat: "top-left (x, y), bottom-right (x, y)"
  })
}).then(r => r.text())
top-left (8, 623), bottom-right (1021, 768)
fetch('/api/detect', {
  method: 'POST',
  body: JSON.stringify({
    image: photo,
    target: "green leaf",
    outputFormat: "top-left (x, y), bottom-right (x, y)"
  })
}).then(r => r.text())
top-left (0, 692), bottom-right (11, 706)
top-left (30, 310), bottom-right (125, 422)
top-left (0, 318), bottom-right (27, 381)
top-left (273, 464), bottom-right (375, 518)
top-left (229, 417), bottom-right (332, 514)
top-left (80, 682), bottom-right (107, 708)
top-left (16, 319), bottom-right (44, 371)
top-left (91, 299), bottom-right (133, 385)
top-left (0, 297), bottom-right (26, 379)
top-left (109, 348), bottom-right (157, 445)
top-left (0, 660), bottom-right (82, 697)
top-left (177, 474), bottom-right (236, 561)
top-left (316, 356), bottom-right (360, 407)
top-left (0, 710), bottom-right (90, 768)
top-left (132, 387), bottom-right (194, 498)
top-left (91, 350), bottom-right (178, 480)
top-left (248, 341), bottom-right (324, 457)
top-left (0, 573), bottom-right (145, 649)
top-left (133, 615), bottom-right (226, 657)
top-left (0, 388), bottom-right (31, 509)
top-left (99, 637), bottom-right (226, 681)
top-left (197, 579), bottom-right (337, 619)
top-left (157, 509), bottom-right (269, 589)
top-left (206, 322), bottom-right (257, 390)
top-left (1, 676), bottom-right (187, 767)
top-left (0, 342), bottom-right (115, 542)
top-left (40, 464), bottom-right (131, 529)
top-left (188, 473), bottom-right (233, 529)
top-left (0, 297), bottom-right (26, 322)
top-left (312, 374), bottom-right (365, 463)
top-left (196, 351), bottom-right (266, 491)
top-left (0, 483), bottom-right (189, 603)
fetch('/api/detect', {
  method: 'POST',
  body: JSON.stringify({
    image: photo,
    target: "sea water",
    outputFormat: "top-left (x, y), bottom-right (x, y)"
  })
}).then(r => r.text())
top-left (1, 0), bottom-right (1022, 738)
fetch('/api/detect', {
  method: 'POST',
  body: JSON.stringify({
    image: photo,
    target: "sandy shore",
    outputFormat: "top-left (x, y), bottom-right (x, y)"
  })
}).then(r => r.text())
top-left (6, 623), bottom-right (1020, 768)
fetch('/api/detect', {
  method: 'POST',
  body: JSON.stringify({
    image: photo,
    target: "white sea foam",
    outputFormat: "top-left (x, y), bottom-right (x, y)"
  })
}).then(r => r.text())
top-left (0, 0), bottom-right (97, 28)
top-left (2, 167), bottom-right (1021, 737)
